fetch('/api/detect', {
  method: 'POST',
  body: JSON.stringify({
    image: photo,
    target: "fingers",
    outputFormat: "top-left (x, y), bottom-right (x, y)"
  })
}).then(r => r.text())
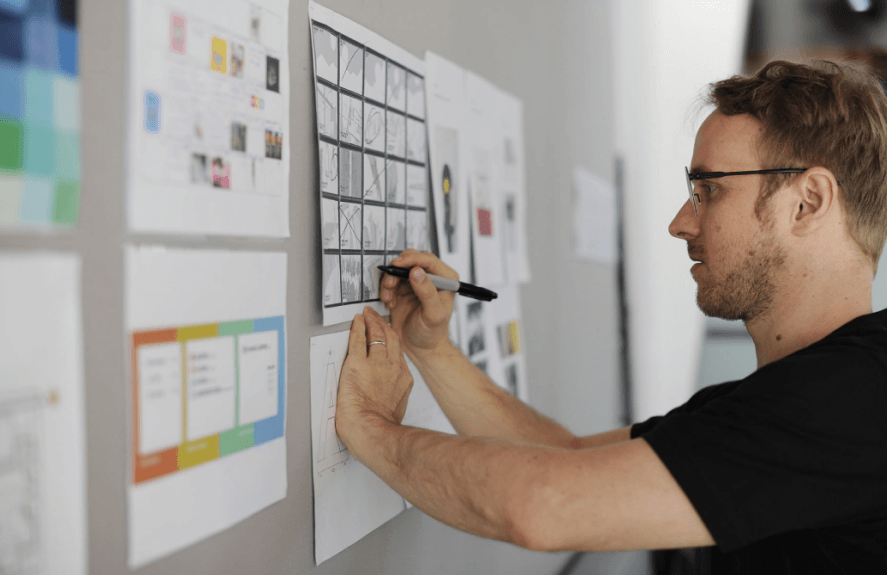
top-left (390, 250), bottom-right (459, 281)
top-left (407, 266), bottom-right (449, 326)
top-left (380, 315), bottom-right (401, 360)
top-left (364, 307), bottom-right (388, 357)
top-left (348, 313), bottom-right (368, 360)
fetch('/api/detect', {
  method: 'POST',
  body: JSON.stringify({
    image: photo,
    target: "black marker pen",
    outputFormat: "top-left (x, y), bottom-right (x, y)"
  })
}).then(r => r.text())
top-left (377, 266), bottom-right (498, 302)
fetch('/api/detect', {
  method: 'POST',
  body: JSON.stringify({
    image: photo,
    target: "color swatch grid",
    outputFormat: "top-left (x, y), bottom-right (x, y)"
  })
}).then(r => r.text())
top-left (0, 0), bottom-right (80, 227)
top-left (131, 316), bottom-right (285, 484)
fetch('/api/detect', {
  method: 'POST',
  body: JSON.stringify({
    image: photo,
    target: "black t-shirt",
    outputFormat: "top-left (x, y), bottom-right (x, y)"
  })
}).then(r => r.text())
top-left (631, 308), bottom-right (887, 574)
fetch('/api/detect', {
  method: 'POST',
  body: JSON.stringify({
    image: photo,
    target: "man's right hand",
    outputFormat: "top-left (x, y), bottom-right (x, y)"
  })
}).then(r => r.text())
top-left (380, 249), bottom-right (458, 356)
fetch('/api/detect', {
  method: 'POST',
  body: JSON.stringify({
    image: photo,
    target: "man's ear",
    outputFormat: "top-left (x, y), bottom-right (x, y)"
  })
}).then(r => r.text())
top-left (790, 167), bottom-right (839, 234)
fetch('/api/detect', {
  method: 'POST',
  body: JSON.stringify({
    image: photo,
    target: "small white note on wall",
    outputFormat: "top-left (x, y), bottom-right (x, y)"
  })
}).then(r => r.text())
top-left (572, 167), bottom-right (617, 265)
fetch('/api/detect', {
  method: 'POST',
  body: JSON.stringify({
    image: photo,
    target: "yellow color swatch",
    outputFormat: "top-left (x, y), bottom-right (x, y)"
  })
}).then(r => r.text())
top-left (211, 37), bottom-right (227, 73)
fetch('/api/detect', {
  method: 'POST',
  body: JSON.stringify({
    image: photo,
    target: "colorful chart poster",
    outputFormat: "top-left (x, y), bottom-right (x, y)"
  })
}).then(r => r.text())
top-left (0, 0), bottom-right (80, 228)
top-left (125, 246), bottom-right (287, 568)
top-left (310, 1), bottom-right (432, 326)
top-left (0, 253), bottom-right (87, 575)
top-left (127, 0), bottom-right (290, 237)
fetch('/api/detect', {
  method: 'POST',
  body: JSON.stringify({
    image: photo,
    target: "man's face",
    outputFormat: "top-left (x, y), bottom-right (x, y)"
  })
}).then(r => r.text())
top-left (668, 111), bottom-right (786, 322)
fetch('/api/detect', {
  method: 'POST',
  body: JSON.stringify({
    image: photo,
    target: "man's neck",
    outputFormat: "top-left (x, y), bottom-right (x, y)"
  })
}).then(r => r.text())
top-left (744, 266), bottom-right (873, 368)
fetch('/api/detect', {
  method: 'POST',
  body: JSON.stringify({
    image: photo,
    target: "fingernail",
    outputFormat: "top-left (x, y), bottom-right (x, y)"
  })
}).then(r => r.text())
top-left (364, 306), bottom-right (373, 314)
top-left (384, 276), bottom-right (396, 287)
top-left (381, 289), bottom-right (390, 300)
top-left (412, 268), bottom-right (425, 282)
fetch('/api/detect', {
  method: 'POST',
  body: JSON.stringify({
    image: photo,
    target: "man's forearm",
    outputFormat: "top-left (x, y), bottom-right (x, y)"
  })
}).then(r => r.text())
top-left (407, 342), bottom-right (578, 448)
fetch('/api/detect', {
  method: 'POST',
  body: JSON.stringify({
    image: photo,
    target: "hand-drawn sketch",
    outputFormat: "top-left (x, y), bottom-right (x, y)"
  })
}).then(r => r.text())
top-left (362, 255), bottom-right (384, 299)
top-left (387, 63), bottom-right (406, 111)
top-left (407, 209), bottom-right (429, 250)
top-left (386, 160), bottom-right (406, 205)
top-left (365, 52), bottom-right (386, 103)
top-left (322, 198), bottom-right (339, 249)
top-left (407, 164), bottom-right (428, 208)
top-left (339, 38), bottom-right (363, 94)
top-left (319, 141), bottom-right (338, 194)
top-left (407, 118), bottom-right (426, 163)
top-left (466, 301), bottom-right (486, 355)
top-left (323, 254), bottom-right (341, 305)
top-left (338, 148), bottom-right (361, 198)
top-left (341, 255), bottom-right (362, 303)
top-left (339, 202), bottom-right (361, 249)
top-left (407, 72), bottom-right (425, 119)
top-left (364, 103), bottom-right (385, 153)
top-left (363, 205), bottom-right (386, 250)
top-left (386, 111), bottom-right (406, 158)
top-left (386, 208), bottom-right (405, 251)
top-left (316, 84), bottom-right (337, 139)
top-left (339, 93), bottom-right (362, 146)
top-left (315, 355), bottom-right (349, 474)
top-left (363, 154), bottom-right (386, 201)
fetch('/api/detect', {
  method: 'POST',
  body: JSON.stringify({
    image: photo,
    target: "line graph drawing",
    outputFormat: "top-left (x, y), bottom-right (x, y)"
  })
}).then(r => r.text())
top-left (339, 202), bottom-right (362, 249)
top-left (339, 39), bottom-right (363, 94)
top-left (0, 394), bottom-right (43, 575)
top-left (319, 141), bottom-right (338, 195)
top-left (364, 103), bottom-right (385, 153)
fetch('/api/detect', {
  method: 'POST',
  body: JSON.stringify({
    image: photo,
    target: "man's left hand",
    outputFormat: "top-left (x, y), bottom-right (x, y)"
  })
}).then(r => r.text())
top-left (335, 307), bottom-right (414, 452)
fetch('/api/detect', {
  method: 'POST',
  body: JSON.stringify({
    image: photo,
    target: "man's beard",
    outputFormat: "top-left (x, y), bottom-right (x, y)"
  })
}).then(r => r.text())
top-left (692, 233), bottom-right (786, 322)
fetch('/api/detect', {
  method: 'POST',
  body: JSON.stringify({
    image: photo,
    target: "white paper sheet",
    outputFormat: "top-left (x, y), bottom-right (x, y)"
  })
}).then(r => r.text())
top-left (495, 91), bottom-right (532, 284)
top-left (125, 246), bottom-right (287, 568)
top-left (425, 52), bottom-right (471, 282)
top-left (127, 0), bottom-right (291, 237)
top-left (310, 2), bottom-right (433, 326)
top-left (0, 253), bottom-right (87, 575)
top-left (456, 297), bottom-right (503, 388)
top-left (309, 331), bottom-right (405, 564)
top-left (572, 167), bottom-right (617, 265)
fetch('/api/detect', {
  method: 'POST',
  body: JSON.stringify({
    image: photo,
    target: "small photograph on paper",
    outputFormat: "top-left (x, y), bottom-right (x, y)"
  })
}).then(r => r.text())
top-left (230, 43), bottom-right (245, 78)
top-left (339, 38), bottom-right (363, 94)
top-left (406, 164), bottom-right (427, 208)
top-left (170, 13), bottom-right (186, 55)
top-left (386, 160), bottom-right (405, 205)
top-left (321, 198), bottom-right (339, 249)
top-left (386, 208), bottom-right (405, 251)
top-left (312, 25), bottom-right (337, 84)
top-left (467, 301), bottom-right (486, 355)
top-left (316, 84), bottom-right (337, 139)
top-left (250, 7), bottom-right (261, 42)
top-left (338, 148), bottom-right (361, 198)
top-left (339, 202), bottom-right (362, 250)
top-left (231, 122), bottom-right (247, 152)
top-left (362, 254), bottom-right (384, 299)
top-left (407, 72), bottom-right (425, 119)
top-left (266, 56), bottom-right (280, 92)
top-left (339, 93), bottom-right (362, 146)
top-left (363, 154), bottom-right (385, 201)
top-left (504, 193), bottom-right (518, 253)
top-left (341, 255), bottom-right (362, 303)
top-left (265, 130), bottom-right (283, 159)
top-left (434, 126), bottom-right (459, 254)
top-left (387, 63), bottom-right (405, 111)
top-left (407, 118), bottom-right (426, 163)
top-left (190, 153), bottom-right (209, 184)
top-left (364, 102), bottom-right (385, 153)
top-left (320, 141), bottom-right (338, 195)
top-left (365, 51), bottom-right (386, 103)
top-left (407, 209), bottom-right (429, 251)
top-left (497, 320), bottom-right (521, 358)
top-left (363, 205), bottom-right (385, 250)
top-left (386, 111), bottom-right (405, 158)
top-left (323, 254), bottom-right (342, 305)
top-left (211, 37), bottom-right (227, 73)
top-left (211, 157), bottom-right (230, 189)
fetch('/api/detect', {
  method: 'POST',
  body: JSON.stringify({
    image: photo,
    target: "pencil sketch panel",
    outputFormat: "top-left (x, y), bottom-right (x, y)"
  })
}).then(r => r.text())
top-left (406, 118), bottom-right (426, 163)
top-left (406, 163), bottom-right (427, 208)
top-left (323, 254), bottom-right (342, 305)
top-left (386, 111), bottom-right (406, 158)
top-left (339, 38), bottom-right (363, 94)
top-left (362, 254), bottom-right (384, 300)
top-left (321, 198), bottom-right (339, 249)
top-left (386, 208), bottom-right (405, 251)
top-left (363, 205), bottom-right (386, 251)
top-left (316, 84), bottom-right (337, 139)
top-left (364, 102), bottom-right (385, 153)
top-left (386, 160), bottom-right (406, 206)
top-left (406, 209), bottom-right (429, 251)
top-left (338, 148), bottom-right (361, 198)
top-left (312, 25), bottom-right (338, 84)
top-left (339, 202), bottom-right (362, 249)
top-left (319, 141), bottom-right (338, 195)
top-left (341, 255), bottom-right (362, 303)
top-left (386, 63), bottom-right (406, 111)
top-left (407, 72), bottom-right (425, 119)
top-left (365, 52), bottom-right (386, 103)
top-left (339, 93), bottom-right (362, 146)
top-left (363, 154), bottom-right (386, 201)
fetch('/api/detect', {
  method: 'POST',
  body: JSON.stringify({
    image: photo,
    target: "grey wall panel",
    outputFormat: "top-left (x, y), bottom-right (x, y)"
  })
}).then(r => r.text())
top-left (14, 0), bottom-right (622, 572)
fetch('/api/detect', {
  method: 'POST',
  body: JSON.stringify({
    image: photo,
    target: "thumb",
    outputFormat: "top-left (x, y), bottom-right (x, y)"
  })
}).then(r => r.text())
top-left (409, 266), bottom-right (447, 325)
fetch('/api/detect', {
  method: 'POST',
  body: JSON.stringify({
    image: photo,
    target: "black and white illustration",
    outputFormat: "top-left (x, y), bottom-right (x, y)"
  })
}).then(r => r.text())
top-left (311, 14), bottom-right (431, 325)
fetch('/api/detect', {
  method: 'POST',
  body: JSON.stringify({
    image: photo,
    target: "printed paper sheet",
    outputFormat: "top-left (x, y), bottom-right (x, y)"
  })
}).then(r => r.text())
top-left (125, 246), bottom-right (287, 568)
top-left (572, 167), bottom-right (617, 264)
top-left (127, 0), bottom-right (291, 237)
top-left (0, 253), bottom-right (87, 575)
top-left (310, 1), bottom-right (432, 326)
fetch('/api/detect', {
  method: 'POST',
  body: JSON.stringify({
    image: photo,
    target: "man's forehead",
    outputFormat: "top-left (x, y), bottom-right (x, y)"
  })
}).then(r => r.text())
top-left (691, 111), bottom-right (763, 170)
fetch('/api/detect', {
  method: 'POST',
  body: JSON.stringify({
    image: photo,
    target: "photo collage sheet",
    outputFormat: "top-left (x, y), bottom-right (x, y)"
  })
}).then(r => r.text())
top-left (128, 0), bottom-right (290, 237)
top-left (426, 52), bottom-right (532, 403)
top-left (310, 2), bottom-right (431, 327)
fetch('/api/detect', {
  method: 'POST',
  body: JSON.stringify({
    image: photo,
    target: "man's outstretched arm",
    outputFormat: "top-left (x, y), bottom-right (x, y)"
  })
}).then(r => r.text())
top-left (337, 311), bottom-right (714, 552)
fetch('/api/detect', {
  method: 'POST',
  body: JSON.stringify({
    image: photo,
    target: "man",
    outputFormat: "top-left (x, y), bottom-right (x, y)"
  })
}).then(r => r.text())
top-left (336, 60), bottom-right (887, 573)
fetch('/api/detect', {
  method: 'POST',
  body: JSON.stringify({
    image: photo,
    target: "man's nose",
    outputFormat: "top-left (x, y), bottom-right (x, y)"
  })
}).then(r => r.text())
top-left (668, 199), bottom-right (699, 239)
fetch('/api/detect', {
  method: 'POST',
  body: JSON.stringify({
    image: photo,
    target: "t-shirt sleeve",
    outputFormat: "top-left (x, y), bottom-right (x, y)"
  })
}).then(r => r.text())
top-left (633, 347), bottom-right (887, 552)
top-left (630, 381), bottom-right (740, 438)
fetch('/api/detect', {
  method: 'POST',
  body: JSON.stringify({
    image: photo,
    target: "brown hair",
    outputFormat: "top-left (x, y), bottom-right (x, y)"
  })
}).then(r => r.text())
top-left (708, 59), bottom-right (887, 272)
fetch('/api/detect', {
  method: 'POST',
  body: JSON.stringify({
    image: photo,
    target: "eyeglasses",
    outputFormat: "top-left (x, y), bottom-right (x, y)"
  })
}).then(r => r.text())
top-left (684, 167), bottom-right (808, 216)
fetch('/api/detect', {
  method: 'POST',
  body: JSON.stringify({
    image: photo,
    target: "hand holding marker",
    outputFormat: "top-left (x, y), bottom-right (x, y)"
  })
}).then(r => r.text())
top-left (377, 266), bottom-right (498, 302)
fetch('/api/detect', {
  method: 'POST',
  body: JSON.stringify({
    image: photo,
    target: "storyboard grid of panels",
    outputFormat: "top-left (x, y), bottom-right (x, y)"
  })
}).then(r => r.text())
top-left (313, 22), bottom-right (430, 308)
